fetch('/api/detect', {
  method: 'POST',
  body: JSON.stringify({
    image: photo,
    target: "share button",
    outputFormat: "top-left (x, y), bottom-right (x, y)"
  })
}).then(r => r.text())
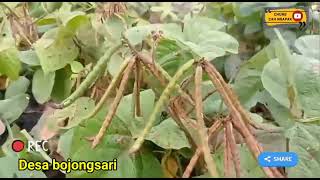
top-left (258, 152), bottom-right (298, 167)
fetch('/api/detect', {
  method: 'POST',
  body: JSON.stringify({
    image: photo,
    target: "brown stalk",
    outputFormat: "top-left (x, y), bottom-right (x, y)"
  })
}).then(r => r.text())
top-left (224, 127), bottom-right (233, 178)
top-left (194, 65), bottom-right (218, 177)
top-left (91, 59), bottom-right (136, 148)
top-left (225, 121), bottom-right (241, 178)
top-left (133, 60), bottom-right (142, 117)
top-left (231, 114), bottom-right (284, 178)
top-left (123, 35), bottom-right (195, 106)
top-left (201, 60), bottom-right (283, 178)
top-left (182, 120), bottom-right (222, 178)
top-left (141, 60), bottom-right (167, 86)
top-left (169, 98), bottom-right (198, 145)
top-left (182, 148), bottom-right (202, 178)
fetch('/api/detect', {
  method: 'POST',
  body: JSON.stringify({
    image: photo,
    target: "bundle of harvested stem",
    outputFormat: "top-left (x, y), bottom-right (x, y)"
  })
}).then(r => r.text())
top-left (4, 2), bottom-right (38, 49)
top-left (96, 2), bottom-right (127, 22)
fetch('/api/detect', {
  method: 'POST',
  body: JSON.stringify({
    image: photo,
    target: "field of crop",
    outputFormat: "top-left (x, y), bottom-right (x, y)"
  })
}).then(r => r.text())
top-left (0, 2), bottom-right (319, 178)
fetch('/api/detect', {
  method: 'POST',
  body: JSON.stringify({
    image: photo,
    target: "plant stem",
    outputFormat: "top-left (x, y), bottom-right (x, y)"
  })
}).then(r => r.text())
top-left (60, 43), bottom-right (122, 108)
top-left (182, 118), bottom-right (222, 178)
top-left (92, 58), bottom-right (135, 148)
top-left (194, 64), bottom-right (218, 177)
top-left (133, 60), bottom-right (142, 117)
top-left (129, 59), bottom-right (196, 154)
top-left (83, 56), bottom-right (133, 121)
top-left (224, 127), bottom-right (232, 178)
top-left (225, 121), bottom-right (241, 177)
top-left (202, 60), bottom-right (283, 178)
top-left (123, 33), bottom-right (195, 106)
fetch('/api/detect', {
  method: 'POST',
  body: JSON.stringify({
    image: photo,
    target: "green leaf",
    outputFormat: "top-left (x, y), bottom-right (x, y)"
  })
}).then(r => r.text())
top-left (285, 123), bottom-right (320, 178)
top-left (115, 89), bottom-right (156, 137)
top-left (0, 94), bottom-right (29, 123)
top-left (264, 29), bottom-right (297, 48)
top-left (274, 30), bottom-right (295, 85)
top-left (262, 54), bottom-right (320, 118)
top-left (183, 16), bottom-right (226, 42)
top-left (30, 97), bottom-right (94, 140)
top-left (151, 3), bottom-right (175, 21)
top-left (176, 16), bottom-right (238, 60)
top-left (53, 97), bottom-right (95, 130)
top-left (28, 2), bottom-right (46, 18)
top-left (238, 145), bottom-right (266, 178)
top-left (146, 118), bottom-right (191, 149)
top-left (57, 128), bottom-right (74, 159)
top-left (5, 76), bottom-right (30, 99)
top-left (197, 81), bottom-right (227, 116)
top-left (244, 22), bottom-right (261, 35)
top-left (156, 38), bottom-right (193, 76)
top-left (18, 50), bottom-right (40, 66)
top-left (125, 23), bottom-right (182, 46)
top-left (69, 61), bottom-right (84, 73)
top-left (65, 107), bottom-right (162, 178)
top-left (233, 44), bottom-right (275, 108)
top-left (51, 67), bottom-right (73, 102)
top-left (294, 35), bottom-right (320, 60)
top-left (224, 55), bottom-right (242, 80)
top-left (294, 55), bottom-right (320, 117)
top-left (274, 30), bottom-right (301, 117)
top-left (32, 68), bottom-right (55, 104)
top-left (42, 2), bottom-right (62, 13)
top-left (181, 30), bottom-right (239, 59)
top-left (60, 11), bottom-right (89, 33)
top-left (210, 145), bottom-right (266, 178)
top-left (0, 155), bottom-right (46, 178)
top-left (261, 59), bottom-right (290, 108)
top-left (34, 28), bottom-right (79, 73)
top-left (258, 90), bottom-right (295, 129)
top-left (107, 53), bottom-right (124, 77)
top-left (103, 16), bottom-right (126, 43)
top-left (0, 46), bottom-right (21, 80)
top-left (0, 155), bottom-right (21, 178)
top-left (135, 151), bottom-right (164, 178)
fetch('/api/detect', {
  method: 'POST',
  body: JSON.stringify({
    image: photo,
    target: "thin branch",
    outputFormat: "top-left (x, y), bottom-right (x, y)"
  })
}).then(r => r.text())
top-left (92, 58), bottom-right (135, 148)
top-left (194, 64), bottom-right (218, 177)
top-left (224, 127), bottom-right (232, 178)
top-left (83, 56), bottom-right (133, 121)
top-left (182, 148), bottom-right (202, 178)
top-left (122, 33), bottom-right (195, 106)
top-left (182, 120), bottom-right (222, 178)
top-left (226, 121), bottom-right (241, 178)
top-left (133, 60), bottom-right (142, 117)
top-left (201, 60), bottom-right (283, 178)
top-left (129, 59), bottom-right (196, 154)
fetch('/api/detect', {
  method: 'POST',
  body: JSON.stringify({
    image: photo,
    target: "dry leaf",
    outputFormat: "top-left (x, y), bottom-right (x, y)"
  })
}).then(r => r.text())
top-left (161, 153), bottom-right (179, 178)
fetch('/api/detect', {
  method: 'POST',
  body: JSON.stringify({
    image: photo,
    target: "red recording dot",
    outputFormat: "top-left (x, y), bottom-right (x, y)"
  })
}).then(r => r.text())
top-left (12, 140), bottom-right (25, 152)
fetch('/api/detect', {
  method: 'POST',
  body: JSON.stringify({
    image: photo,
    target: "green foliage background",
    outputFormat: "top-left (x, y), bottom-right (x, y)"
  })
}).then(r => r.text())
top-left (0, 2), bottom-right (319, 178)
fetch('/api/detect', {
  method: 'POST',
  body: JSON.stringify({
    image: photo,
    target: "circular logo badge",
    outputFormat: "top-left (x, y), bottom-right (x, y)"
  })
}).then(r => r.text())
top-left (292, 11), bottom-right (303, 22)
